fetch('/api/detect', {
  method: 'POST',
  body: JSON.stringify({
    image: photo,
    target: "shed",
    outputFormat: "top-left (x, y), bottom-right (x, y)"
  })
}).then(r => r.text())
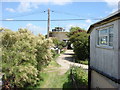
top-left (87, 10), bottom-right (120, 89)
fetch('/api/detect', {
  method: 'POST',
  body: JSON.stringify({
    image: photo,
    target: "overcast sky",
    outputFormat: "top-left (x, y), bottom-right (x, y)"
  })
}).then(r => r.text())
top-left (1, 0), bottom-right (119, 35)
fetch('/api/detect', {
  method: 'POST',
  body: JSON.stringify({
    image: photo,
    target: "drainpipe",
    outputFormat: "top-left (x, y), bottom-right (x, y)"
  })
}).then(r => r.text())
top-left (88, 35), bottom-right (91, 90)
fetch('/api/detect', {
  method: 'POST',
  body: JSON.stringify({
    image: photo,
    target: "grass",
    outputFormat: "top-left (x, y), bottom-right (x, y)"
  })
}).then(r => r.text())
top-left (39, 70), bottom-right (70, 88)
top-left (38, 60), bottom-right (71, 88)
top-left (79, 60), bottom-right (88, 65)
top-left (54, 54), bottom-right (60, 60)
top-left (47, 60), bottom-right (61, 68)
top-left (61, 50), bottom-right (66, 54)
top-left (32, 50), bottom-right (88, 89)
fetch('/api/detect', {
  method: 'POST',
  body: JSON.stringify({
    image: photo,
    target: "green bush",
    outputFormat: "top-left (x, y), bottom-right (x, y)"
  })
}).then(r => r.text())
top-left (72, 67), bottom-right (88, 88)
top-left (63, 67), bottom-right (88, 88)
top-left (1, 28), bottom-right (53, 88)
top-left (51, 49), bottom-right (57, 58)
top-left (67, 27), bottom-right (89, 61)
top-left (51, 37), bottom-right (67, 50)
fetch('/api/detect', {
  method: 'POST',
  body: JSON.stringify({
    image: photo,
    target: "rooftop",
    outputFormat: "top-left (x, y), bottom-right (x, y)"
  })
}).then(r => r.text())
top-left (87, 9), bottom-right (120, 33)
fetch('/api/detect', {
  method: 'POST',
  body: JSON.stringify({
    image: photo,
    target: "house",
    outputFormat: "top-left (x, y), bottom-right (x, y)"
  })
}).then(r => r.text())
top-left (49, 27), bottom-right (68, 41)
top-left (87, 10), bottom-right (120, 89)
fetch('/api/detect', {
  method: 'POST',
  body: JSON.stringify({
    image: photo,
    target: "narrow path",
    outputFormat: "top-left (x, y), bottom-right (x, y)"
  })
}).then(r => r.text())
top-left (56, 50), bottom-right (88, 75)
top-left (40, 50), bottom-right (88, 88)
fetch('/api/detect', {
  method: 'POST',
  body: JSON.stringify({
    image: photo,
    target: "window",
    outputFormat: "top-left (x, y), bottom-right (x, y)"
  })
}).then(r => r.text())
top-left (109, 27), bottom-right (113, 46)
top-left (97, 25), bottom-right (113, 47)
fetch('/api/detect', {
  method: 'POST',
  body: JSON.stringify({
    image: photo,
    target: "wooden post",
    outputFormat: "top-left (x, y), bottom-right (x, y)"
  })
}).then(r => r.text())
top-left (47, 8), bottom-right (50, 38)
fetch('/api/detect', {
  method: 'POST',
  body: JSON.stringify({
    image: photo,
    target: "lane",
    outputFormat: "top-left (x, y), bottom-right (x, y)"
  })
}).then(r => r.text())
top-left (56, 50), bottom-right (88, 74)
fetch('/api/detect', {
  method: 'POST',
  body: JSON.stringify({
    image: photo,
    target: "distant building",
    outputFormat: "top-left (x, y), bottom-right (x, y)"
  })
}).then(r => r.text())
top-left (88, 10), bottom-right (120, 89)
top-left (52, 27), bottom-right (65, 32)
top-left (49, 27), bottom-right (68, 41)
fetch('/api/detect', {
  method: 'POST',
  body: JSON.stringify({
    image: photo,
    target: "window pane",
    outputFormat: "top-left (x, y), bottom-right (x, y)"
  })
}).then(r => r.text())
top-left (97, 30), bottom-right (99, 45)
top-left (109, 42), bottom-right (113, 46)
top-left (109, 34), bottom-right (113, 46)
top-left (100, 36), bottom-right (108, 45)
top-left (109, 27), bottom-right (113, 34)
top-left (99, 29), bottom-right (108, 35)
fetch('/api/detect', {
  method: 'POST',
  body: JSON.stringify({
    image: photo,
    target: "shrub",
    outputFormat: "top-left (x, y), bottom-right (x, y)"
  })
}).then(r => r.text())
top-left (72, 67), bottom-right (88, 88)
top-left (1, 28), bottom-right (53, 88)
top-left (51, 37), bottom-right (67, 50)
top-left (67, 27), bottom-right (89, 61)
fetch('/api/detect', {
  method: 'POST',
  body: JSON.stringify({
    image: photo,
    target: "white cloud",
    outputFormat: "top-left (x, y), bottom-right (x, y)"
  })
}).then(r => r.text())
top-left (85, 19), bottom-right (92, 23)
top-left (50, 0), bottom-right (72, 5)
top-left (5, 0), bottom-right (74, 13)
top-left (65, 23), bottom-right (89, 31)
top-left (6, 8), bottom-right (15, 12)
top-left (103, 0), bottom-right (119, 7)
top-left (103, 0), bottom-right (119, 14)
top-left (5, 0), bottom-right (72, 13)
top-left (6, 2), bottom-right (41, 13)
top-left (5, 18), bottom-right (14, 21)
top-left (25, 23), bottom-right (46, 35)
top-left (17, 2), bottom-right (32, 13)
top-left (110, 8), bottom-right (118, 13)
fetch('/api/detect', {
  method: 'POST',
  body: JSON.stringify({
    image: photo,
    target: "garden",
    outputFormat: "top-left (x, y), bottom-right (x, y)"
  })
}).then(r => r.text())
top-left (1, 27), bottom-right (88, 89)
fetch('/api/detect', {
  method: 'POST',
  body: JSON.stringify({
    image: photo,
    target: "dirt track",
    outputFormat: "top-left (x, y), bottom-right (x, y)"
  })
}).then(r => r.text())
top-left (56, 50), bottom-right (88, 75)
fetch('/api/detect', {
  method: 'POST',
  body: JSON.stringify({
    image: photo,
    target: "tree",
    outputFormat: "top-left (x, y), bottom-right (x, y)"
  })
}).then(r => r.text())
top-left (67, 27), bottom-right (89, 61)
top-left (51, 37), bottom-right (67, 50)
top-left (1, 28), bottom-right (53, 88)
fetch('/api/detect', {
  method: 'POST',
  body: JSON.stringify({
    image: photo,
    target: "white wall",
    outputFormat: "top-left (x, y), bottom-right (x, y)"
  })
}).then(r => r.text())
top-left (91, 70), bottom-right (119, 88)
top-left (118, 19), bottom-right (120, 79)
top-left (90, 19), bottom-right (119, 79)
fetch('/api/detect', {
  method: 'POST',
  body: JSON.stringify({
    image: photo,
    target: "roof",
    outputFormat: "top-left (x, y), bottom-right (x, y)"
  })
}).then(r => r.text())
top-left (87, 10), bottom-right (120, 33)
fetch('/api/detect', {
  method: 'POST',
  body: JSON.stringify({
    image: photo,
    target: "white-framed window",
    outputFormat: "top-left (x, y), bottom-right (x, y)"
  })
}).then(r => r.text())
top-left (97, 25), bottom-right (113, 47)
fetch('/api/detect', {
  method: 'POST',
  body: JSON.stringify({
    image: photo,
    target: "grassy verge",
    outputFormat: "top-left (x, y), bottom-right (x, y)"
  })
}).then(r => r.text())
top-left (37, 61), bottom-right (88, 88)
top-left (61, 49), bottom-right (66, 54)
top-left (26, 50), bottom-right (88, 89)
top-left (38, 60), bottom-right (71, 88)
top-left (79, 60), bottom-right (88, 65)
top-left (72, 67), bottom-right (88, 88)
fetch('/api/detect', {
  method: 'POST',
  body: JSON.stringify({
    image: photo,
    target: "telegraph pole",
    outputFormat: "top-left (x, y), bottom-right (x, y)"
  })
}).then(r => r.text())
top-left (47, 8), bottom-right (50, 38)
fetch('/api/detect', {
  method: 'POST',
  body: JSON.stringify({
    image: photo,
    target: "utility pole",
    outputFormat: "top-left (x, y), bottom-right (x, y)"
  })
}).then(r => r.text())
top-left (47, 8), bottom-right (50, 38)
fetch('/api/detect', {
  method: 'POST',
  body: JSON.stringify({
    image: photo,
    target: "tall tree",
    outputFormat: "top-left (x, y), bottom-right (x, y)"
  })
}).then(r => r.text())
top-left (67, 27), bottom-right (89, 61)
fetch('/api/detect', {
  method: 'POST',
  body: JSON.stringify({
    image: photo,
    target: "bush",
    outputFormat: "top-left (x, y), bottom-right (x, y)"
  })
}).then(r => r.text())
top-left (51, 49), bottom-right (57, 58)
top-left (67, 27), bottom-right (89, 61)
top-left (1, 28), bottom-right (53, 88)
top-left (72, 67), bottom-right (88, 88)
top-left (51, 37), bottom-right (67, 50)
top-left (63, 67), bottom-right (88, 89)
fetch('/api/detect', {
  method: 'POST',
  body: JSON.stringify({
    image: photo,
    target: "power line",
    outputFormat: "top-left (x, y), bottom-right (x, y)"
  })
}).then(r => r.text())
top-left (1, 18), bottom-right (101, 22)
top-left (3, 10), bottom-right (55, 19)
top-left (3, 9), bottom-right (102, 21)
top-left (3, 11), bottom-right (47, 19)
top-left (51, 9), bottom-right (99, 19)
top-left (51, 10), bottom-right (82, 17)
top-left (3, 9), bottom-right (101, 20)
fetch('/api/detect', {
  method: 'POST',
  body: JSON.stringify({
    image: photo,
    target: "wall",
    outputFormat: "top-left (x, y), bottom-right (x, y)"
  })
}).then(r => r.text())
top-left (91, 70), bottom-right (119, 88)
top-left (49, 32), bottom-right (68, 41)
top-left (118, 19), bottom-right (120, 79)
top-left (90, 19), bottom-right (119, 79)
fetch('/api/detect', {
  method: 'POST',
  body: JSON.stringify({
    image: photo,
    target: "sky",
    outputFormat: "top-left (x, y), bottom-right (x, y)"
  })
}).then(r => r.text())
top-left (1, 0), bottom-right (119, 35)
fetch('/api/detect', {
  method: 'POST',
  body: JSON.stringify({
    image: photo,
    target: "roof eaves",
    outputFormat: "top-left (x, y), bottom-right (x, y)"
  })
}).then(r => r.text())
top-left (87, 10), bottom-right (120, 34)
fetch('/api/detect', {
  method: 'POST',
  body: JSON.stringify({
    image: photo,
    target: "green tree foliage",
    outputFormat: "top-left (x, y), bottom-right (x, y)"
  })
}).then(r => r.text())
top-left (51, 37), bottom-right (67, 50)
top-left (67, 27), bottom-right (89, 61)
top-left (1, 28), bottom-right (53, 88)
